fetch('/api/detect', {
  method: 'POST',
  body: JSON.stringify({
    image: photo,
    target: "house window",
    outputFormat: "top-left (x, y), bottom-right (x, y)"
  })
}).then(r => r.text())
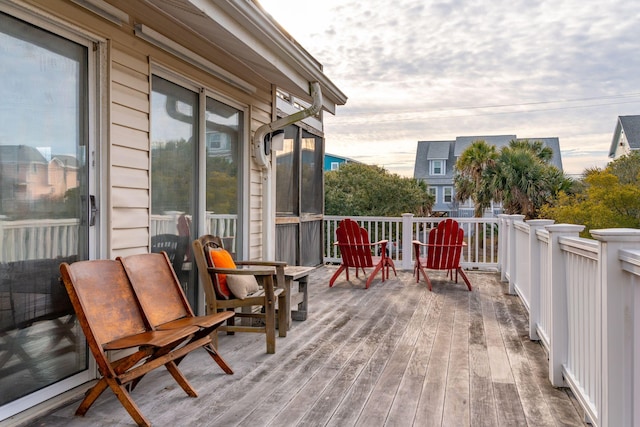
top-left (276, 125), bottom-right (324, 266)
top-left (430, 159), bottom-right (445, 175)
top-left (151, 75), bottom-right (244, 305)
top-left (428, 187), bottom-right (437, 202)
top-left (444, 187), bottom-right (453, 203)
top-left (331, 162), bottom-right (339, 170)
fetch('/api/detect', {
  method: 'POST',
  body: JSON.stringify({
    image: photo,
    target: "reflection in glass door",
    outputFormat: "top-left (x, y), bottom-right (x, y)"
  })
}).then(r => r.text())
top-left (151, 76), bottom-right (198, 307)
top-left (0, 12), bottom-right (89, 410)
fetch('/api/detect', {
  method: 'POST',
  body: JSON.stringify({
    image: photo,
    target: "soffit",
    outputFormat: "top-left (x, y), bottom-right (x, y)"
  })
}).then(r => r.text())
top-left (137, 0), bottom-right (346, 113)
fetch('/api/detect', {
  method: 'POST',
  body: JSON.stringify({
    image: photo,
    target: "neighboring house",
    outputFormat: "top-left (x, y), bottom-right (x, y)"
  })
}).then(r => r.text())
top-left (414, 135), bottom-right (563, 217)
top-left (324, 153), bottom-right (361, 171)
top-left (0, 0), bottom-right (345, 422)
top-left (608, 115), bottom-right (640, 159)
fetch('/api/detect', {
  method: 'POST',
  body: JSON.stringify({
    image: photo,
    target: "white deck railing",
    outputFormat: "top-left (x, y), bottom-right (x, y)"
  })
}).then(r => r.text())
top-left (500, 214), bottom-right (640, 427)
top-left (0, 218), bottom-right (79, 262)
top-left (4, 213), bottom-right (639, 426)
top-left (324, 214), bottom-right (500, 271)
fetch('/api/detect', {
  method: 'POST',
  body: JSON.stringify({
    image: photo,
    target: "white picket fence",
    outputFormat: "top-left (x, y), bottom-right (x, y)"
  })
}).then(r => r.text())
top-left (499, 214), bottom-right (640, 427)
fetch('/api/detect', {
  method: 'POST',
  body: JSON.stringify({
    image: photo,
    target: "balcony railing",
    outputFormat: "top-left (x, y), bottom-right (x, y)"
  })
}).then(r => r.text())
top-left (324, 214), bottom-right (499, 271)
top-left (2, 214), bottom-right (639, 426)
top-left (499, 214), bottom-right (640, 427)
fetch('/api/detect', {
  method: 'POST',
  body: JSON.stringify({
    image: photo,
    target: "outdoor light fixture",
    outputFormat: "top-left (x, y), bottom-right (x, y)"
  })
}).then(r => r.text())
top-left (264, 129), bottom-right (285, 154)
top-left (134, 23), bottom-right (256, 94)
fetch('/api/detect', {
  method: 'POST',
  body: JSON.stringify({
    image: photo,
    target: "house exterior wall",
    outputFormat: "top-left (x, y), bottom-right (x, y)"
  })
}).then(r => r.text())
top-left (1, 1), bottom-right (345, 420)
top-left (20, 0), bottom-right (276, 260)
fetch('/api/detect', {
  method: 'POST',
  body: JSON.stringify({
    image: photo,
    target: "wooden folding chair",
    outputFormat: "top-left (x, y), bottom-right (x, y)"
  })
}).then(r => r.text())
top-left (59, 259), bottom-right (211, 427)
top-left (119, 252), bottom-right (233, 374)
top-left (412, 219), bottom-right (473, 291)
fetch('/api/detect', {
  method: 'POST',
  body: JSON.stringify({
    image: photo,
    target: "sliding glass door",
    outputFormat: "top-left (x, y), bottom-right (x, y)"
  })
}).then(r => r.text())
top-left (0, 11), bottom-right (91, 412)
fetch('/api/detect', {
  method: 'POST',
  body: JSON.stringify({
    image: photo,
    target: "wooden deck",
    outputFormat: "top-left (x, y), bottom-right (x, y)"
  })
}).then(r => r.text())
top-left (35, 266), bottom-right (586, 426)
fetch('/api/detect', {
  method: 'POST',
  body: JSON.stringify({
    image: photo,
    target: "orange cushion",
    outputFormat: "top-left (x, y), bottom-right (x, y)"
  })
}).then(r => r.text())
top-left (206, 248), bottom-right (236, 299)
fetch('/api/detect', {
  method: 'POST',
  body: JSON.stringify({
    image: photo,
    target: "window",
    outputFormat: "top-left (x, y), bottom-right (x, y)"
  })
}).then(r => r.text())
top-left (151, 75), bottom-right (244, 305)
top-left (276, 124), bottom-right (324, 266)
top-left (331, 162), bottom-right (339, 170)
top-left (430, 159), bottom-right (446, 175)
top-left (428, 187), bottom-right (437, 202)
top-left (444, 187), bottom-right (453, 203)
top-left (301, 130), bottom-right (322, 214)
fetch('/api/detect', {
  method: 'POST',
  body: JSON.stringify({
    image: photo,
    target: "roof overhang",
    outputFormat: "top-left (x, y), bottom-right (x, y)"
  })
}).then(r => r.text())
top-left (138, 0), bottom-right (347, 114)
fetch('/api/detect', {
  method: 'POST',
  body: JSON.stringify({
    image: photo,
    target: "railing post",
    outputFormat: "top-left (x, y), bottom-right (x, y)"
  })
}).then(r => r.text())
top-left (546, 224), bottom-right (585, 387)
top-left (507, 214), bottom-right (525, 294)
top-left (526, 219), bottom-right (554, 340)
top-left (401, 213), bottom-right (414, 271)
top-left (497, 214), bottom-right (509, 281)
top-left (591, 228), bottom-right (640, 427)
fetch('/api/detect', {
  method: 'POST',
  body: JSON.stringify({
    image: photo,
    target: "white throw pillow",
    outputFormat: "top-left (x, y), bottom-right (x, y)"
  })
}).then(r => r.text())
top-left (226, 274), bottom-right (260, 299)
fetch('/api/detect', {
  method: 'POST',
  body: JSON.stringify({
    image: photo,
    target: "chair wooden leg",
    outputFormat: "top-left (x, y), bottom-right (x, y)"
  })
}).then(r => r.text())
top-left (203, 343), bottom-right (234, 374)
top-left (329, 265), bottom-right (347, 287)
top-left (277, 293), bottom-right (287, 338)
top-left (366, 263), bottom-right (384, 289)
top-left (165, 360), bottom-right (198, 397)
top-left (109, 381), bottom-right (152, 427)
top-left (265, 297), bottom-right (276, 354)
top-left (75, 378), bottom-right (108, 416)
top-left (417, 266), bottom-right (432, 291)
top-left (457, 268), bottom-right (473, 291)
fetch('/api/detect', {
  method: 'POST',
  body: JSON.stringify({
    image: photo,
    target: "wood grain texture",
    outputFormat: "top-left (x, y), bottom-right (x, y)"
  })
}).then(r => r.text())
top-left (36, 267), bottom-right (586, 427)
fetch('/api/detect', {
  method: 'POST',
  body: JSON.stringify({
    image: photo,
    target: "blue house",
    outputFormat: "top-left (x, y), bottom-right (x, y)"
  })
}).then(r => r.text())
top-left (324, 153), bottom-right (361, 171)
top-left (414, 135), bottom-right (563, 217)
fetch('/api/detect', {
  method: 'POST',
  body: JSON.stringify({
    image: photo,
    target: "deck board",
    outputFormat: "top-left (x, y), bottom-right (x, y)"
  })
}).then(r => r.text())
top-left (33, 266), bottom-right (586, 427)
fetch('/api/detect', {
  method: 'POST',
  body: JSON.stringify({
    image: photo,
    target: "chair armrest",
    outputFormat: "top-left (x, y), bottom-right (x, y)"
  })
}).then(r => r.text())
top-left (337, 240), bottom-right (388, 247)
top-left (207, 266), bottom-right (275, 276)
top-left (371, 239), bottom-right (389, 246)
top-left (235, 260), bottom-right (287, 268)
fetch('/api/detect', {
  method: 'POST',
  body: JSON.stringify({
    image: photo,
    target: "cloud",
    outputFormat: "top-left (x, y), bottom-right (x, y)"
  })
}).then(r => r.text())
top-left (260, 0), bottom-right (640, 176)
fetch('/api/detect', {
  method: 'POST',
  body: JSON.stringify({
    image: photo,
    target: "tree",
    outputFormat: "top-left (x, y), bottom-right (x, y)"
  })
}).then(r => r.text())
top-left (325, 163), bottom-right (434, 216)
top-left (454, 140), bottom-right (498, 217)
top-left (455, 139), bottom-right (572, 219)
top-left (541, 152), bottom-right (640, 235)
top-left (489, 140), bottom-right (572, 218)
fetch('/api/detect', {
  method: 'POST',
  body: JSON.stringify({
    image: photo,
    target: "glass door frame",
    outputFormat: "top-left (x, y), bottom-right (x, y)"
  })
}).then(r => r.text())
top-left (0, 3), bottom-right (101, 419)
top-left (151, 65), bottom-right (250, 315)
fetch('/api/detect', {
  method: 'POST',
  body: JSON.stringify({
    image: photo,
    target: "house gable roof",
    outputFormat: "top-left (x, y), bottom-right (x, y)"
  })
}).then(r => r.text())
top-left (453, 135), bottom-right (516, 157)
top-left (609, 115), bottom-right (640, 158)
top-left (0, 145), bottom-right (47, 164)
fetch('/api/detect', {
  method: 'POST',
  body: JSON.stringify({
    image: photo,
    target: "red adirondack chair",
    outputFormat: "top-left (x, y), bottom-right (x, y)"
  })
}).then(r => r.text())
top-left (329, 219), bottom-right (396, 289)
top-left (412, 219), bottom-right (472, 291)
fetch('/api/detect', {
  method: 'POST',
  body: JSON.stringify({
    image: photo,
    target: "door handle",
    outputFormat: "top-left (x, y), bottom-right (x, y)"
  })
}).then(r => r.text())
top-left (89, 195), bottom-right (98, 226)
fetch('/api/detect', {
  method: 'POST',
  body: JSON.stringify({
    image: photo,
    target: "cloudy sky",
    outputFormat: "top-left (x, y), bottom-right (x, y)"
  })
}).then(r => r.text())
top-left (259, 0), bottom-right (640, 176)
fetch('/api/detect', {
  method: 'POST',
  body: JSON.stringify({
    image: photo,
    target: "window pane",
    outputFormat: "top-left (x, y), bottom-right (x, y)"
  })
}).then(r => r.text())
top-left (204, 97), bottom-right (242, 254)
top-left (151, 76), bottom-right (197, 303)
top-left (276, 125), bottom-right (299, 215)
top-left (0, 12), bottom-right (88, 405)
top-left (301, 131), bottom-right (322, 214)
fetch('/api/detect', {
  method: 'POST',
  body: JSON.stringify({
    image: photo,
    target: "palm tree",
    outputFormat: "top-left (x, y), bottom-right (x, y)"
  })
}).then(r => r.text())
top-left (454, 140), bottom-right (498, 217)
top-left (489, 140), bottom-right (571, 219)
